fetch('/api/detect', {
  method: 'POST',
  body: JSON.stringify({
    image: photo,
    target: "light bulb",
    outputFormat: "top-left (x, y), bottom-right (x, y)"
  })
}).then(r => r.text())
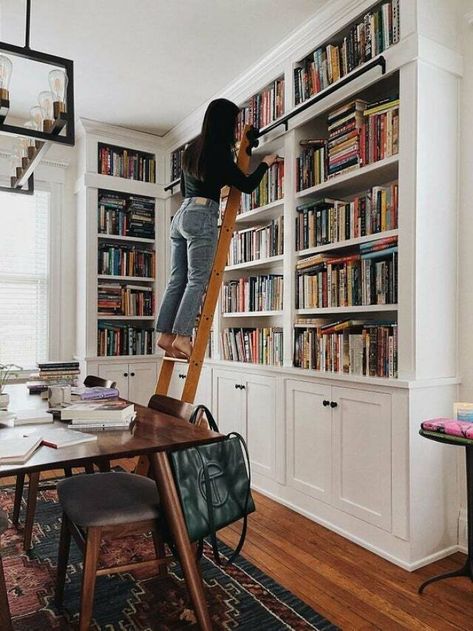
top-left (23, 121), bottom-right (37, 158)
top-left (30, 105), bottom-right (43, 128)
top-left (38, 91), bottom-right (54, 132)
top-left (0, 55), bottom-right (13, 100)
top-left (48, 69), bottom-right (67, 117)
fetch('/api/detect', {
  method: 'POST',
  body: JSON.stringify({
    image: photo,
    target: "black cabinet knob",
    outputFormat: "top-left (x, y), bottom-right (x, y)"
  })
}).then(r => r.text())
top-left (124, 373), bottom-right (128, 377)
top-left (240, 384), bottom-right (246, 390)
top-left (130, 372), bottom-right (135, 377)
top-left (179, 373), bottom-right (186, 379)
top-left (330, 401), bottom-right (338, 408)
top-left (323, 399), bottom-right (330, 407)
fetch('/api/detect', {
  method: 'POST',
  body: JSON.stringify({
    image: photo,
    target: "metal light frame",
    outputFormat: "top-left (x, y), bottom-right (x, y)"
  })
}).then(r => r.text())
top-left (0, 0), bottom-right (75, 195)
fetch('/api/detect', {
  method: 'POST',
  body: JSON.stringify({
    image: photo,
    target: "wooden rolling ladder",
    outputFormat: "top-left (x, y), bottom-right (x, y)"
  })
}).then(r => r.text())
top-left (155, 124), bottom-right (254, 403)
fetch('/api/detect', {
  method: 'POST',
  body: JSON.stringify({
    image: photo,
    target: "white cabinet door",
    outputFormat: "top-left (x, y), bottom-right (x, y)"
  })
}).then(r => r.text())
top-left (128, 362), bottom-right (158, 406)
top-left (167, 364), bottom-right (188, 400)
top-left (286, 379), bottom-right (332, 503)
top-left (97, 363), bottom-right (129, 399)
top-left (195, 365), bottom-right (212, 410)
top-left (331, 386), bottom-right (392, 531)
top-left (212, 368), bottom-right (244, 435)
top-left (244, 373), bottom-right (277, 480)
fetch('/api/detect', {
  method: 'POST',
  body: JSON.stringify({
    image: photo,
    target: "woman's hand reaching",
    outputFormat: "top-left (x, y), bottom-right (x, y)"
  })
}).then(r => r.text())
top-left (262, 154), bottom-right (278, 167)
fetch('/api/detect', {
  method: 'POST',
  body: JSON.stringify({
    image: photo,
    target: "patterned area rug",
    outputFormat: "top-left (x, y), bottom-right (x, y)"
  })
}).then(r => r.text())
top-left (0, 484), bottom-right (338, 630)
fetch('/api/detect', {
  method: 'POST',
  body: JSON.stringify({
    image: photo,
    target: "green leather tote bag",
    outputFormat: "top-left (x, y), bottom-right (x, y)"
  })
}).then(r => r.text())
top-left (170, 405), bottom-right (255, 565)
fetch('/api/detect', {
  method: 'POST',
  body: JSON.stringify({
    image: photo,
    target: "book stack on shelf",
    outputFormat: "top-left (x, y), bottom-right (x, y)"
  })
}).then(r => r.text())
top-left (294, 0), bottom-right (400, 105)
top-left (295, 236), bottom-right (398, 309)
top-left (27, 361), bottom-right (80, 394)
top-left (296, 95), bottom-right (399, 192)
top-left (223, 274), bottom-right (283, 314)
top-left (98, 191), bottom-right (155, 239)
top-left (240, 159), bottom-right (285, 213)
top-left (236, 76), bottom-right (285, 139)
top-left (170, 143), bottom-right (187, 182)
top-left (294, 319), bottom-right (397, 378)
top-left (228, 217), bottom-right (284, 266)
top-left (97, 322), bottom-right (155, 357)
top-left (221, 327), bottom-right (283, 366)
top-left (98, 243), bottom-right (155, 278)
top-left (295, 184), bottom-right (398, 251)
top-left (98, 143), bottom-right (156, 183)
top-left (98, 284), bottom-right (154, 316)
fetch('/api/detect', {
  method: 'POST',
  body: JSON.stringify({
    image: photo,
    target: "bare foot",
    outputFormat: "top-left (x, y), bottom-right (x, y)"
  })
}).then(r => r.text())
top-left (172, 335), bottom-right (193, 359)
top-left (157, 333), bottom-right (176, 355)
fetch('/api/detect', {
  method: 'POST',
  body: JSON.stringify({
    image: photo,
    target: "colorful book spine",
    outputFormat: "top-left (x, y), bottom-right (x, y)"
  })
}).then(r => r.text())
top-left (97, 192), bottom-right (155, 239)
top-left (98, 244), bottom-right (155, 278)
top-left (236, 77), bottom-right (285, 140)
top-left (221, 327), bottom-right (283, 366)
top-left (222, 275), bottom-right (283, 313)
top-left (97, 323), bottom-right (155, 356)
top-left (98, 144), bottom-right (156, 183)
top-left (98, 283), bottom-right (154, 316)
top-left (228, 217), bottom-right (284, 266)
top-left (240, 160), bottom-right (284, 212)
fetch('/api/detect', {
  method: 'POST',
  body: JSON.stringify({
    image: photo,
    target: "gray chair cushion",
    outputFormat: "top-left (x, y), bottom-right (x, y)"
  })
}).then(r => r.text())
top-left (57, 472), bottom-right (160, 528)
top-left (0, 510), bottom-right (8, 533)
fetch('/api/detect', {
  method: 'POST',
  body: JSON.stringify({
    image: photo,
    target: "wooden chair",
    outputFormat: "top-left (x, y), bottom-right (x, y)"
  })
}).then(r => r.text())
top-left (12, 375), bottom-right (117, 550)
top-left (55, 471), bottom-right (170, 631)
top-left (0, 510), bottom-right (13, 631)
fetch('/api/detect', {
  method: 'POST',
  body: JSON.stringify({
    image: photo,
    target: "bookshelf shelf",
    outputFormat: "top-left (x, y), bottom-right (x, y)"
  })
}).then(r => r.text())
top-left (222, 310), bottom-right (283, 318)
top-left (296, 155), bottom-right (399, 200)
top-left (97, 315), bottom-right (156, 321)
top-left (83, 172), bottom-right (162, 198)
top-left (295, 305), bottom-right (398, 315)
top-left (225, 255), bottom-right (284, 272)
top-left (97, 234), bottom-right (155, 244)
top-left (236, 199), bottom-right (284, 224)
top-left (296, 229), bottom-right (399, 257)
top-left (97, 275), bottom-right (155, 282)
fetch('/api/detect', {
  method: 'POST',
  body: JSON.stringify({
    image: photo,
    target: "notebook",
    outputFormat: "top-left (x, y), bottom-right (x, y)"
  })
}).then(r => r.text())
top-left (0, 433), bottom-right (43, 464)
top-left (41, 427), bottom-right (98, 449)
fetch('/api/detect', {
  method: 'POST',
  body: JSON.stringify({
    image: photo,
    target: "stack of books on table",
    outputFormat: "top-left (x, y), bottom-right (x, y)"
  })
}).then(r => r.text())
top-left (59, 400), bottom-right (136, 431)
top-left (27, 361), bottom-right (81, 395)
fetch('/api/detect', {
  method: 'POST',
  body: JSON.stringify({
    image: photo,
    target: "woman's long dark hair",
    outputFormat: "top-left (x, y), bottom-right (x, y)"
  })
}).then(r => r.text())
top-left (182, 98), bottom-right (239, 181)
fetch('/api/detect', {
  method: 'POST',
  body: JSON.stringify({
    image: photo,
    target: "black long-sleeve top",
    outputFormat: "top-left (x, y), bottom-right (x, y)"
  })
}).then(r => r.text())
top-left (180, 148), bottom-right (268, 203)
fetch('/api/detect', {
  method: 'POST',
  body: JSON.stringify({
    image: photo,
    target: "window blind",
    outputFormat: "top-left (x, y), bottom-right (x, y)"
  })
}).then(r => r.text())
top-left (0, 190), bottom-right (50, 368)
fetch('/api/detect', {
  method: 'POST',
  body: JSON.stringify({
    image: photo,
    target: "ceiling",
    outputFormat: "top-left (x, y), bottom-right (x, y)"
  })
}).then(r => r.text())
top-left (0, 0), bottom-right (327, 136)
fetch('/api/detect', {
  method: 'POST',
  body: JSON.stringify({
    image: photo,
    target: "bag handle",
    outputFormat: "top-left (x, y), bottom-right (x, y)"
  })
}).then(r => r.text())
top-left (189, 404), bottom-right (219, 432)
top-left (196, 431), bottom-right (252, 566)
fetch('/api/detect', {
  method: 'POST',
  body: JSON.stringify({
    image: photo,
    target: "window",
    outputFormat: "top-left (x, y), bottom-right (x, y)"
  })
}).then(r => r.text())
top-left (0, 190), bottom-right (50, 368)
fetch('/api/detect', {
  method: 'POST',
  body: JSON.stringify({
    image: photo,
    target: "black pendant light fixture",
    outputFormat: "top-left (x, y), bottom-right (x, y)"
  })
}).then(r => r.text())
top-left (0, 0), bottom-right (74, 195)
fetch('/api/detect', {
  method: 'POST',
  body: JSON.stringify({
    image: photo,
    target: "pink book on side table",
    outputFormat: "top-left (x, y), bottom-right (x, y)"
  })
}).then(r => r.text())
top-left (421, 417), bottom-right (473, 440)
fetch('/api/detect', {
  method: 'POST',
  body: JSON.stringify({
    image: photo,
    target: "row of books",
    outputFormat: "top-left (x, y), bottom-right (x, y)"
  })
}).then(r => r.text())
top-left (295, 237), bottom-right (398, 308)
top-left (98, 144), bottom-right (156, 183)
top-left (293, 320), bottom-right (398, 378)
top-left (222, 275), bottom-right (283, 313)
top-left (295, 184), bottom-right (398, 251)
top-left (236, 77), bottom-right (285, 140)
top-left (221, 327), bottom-right (283, 366)
top-left (98, 244), bottom-right (155, 278)
top-left (97, 323), bottom-right (155, 356)
top-left (228, 217), bottom-right (284, 266)
top-left (170, 144), bottom-right (186, 182)
top-left (97, 192), bottom-right (155, 239)
top-left (98, 283), bottom-right (155, 316)
top-left (296, 96), bottom-right (399, 189)
top-left (294, 0), bottom-right (400, 105)
top-left (240, 160), bottom-right (284, 213)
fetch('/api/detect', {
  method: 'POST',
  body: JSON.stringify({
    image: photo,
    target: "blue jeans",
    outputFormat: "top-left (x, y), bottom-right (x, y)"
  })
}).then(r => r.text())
top-left (156, 197), bottom-right (219, 336)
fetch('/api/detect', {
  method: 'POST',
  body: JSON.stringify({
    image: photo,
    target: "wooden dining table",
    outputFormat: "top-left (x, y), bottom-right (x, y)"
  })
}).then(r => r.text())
top-left (0, 384), bottom-right (222, 631)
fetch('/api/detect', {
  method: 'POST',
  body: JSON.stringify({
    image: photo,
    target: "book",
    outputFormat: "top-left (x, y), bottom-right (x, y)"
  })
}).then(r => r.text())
top-left (41, 427), bottom-right (98, 449)
top-left (0, 433), bottom-right (43, 464)
top-left (9, 410), bottom-right (54, 426)
top-left (59, 401), bottom-right (135, 421)
top-left (71, 386), bottom-right (120, 400)
top-left (67, 419), bottom-right (135, 431)
top-left (454, 402), bottom-right (473, 423)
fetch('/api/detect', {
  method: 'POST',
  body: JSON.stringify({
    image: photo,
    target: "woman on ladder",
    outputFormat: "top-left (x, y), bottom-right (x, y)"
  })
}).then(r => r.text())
top-left (156, 98), bottom-right (277, 359)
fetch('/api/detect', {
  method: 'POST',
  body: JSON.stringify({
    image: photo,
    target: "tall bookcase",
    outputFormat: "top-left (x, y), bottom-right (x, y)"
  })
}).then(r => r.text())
top-left (162, 0), bottom-right (462, 571)
top-left (75, 119), bottom-right (166, 405)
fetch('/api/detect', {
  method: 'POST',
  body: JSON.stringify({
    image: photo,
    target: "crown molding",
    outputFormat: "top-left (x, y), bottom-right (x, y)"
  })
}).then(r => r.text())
top-left (78, 117), bottom-right (166, 150)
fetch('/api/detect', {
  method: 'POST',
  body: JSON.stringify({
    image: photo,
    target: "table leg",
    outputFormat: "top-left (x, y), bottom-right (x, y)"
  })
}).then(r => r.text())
top-left (148, 452), bottom-right (212, 631)
top-left (419, 445), bottom-right (473, 593)
top-left (23, 472), bottom-right (39, 552)
top-left (0, 554), bottom-right (13, 631)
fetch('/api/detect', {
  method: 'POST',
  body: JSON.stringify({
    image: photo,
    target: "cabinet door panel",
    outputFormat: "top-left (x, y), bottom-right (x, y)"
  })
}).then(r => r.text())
top-left (286, 379), bottom-right (332, 503)
top-left (128, 362), bottom-right (158, 406)
top-left (212, 369), bottom-right (243, 436)
top-left (167, 364), bottom-right (188, 400)
top-left (195, 365), bottom-right (212, 410)
top-left (331, 386), bottom-right (392, 531)
top-left (245, 374), bottom-right (277, 480)
top-left (97, 363), bottom-right (129, 400)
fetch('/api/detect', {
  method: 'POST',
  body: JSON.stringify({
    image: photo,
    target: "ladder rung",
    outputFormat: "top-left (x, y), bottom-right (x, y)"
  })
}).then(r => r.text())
top-left (162, 356), bottom-right (188, 363)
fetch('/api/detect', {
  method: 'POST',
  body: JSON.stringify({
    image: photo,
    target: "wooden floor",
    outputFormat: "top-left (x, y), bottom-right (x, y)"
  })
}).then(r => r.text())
top-left (3, 465), bottom-right (473, 630)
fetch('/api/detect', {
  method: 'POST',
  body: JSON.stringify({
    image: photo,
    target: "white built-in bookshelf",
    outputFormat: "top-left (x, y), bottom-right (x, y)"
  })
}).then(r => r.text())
top-left (162, 0), bottom-right (462, 571)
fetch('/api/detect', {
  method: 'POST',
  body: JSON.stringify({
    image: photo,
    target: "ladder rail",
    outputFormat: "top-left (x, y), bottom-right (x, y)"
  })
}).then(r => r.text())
top-left (155, 124), bottom-right (253, 402)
